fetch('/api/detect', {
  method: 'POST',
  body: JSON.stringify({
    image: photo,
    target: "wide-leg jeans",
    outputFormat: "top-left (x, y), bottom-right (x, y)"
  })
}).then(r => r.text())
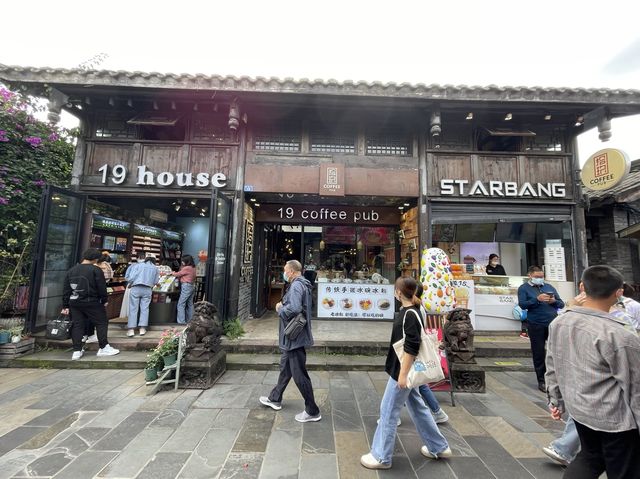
top-left (177, 282), bottom-right (195, 324)
top-left (371, 377), bottom-right (449, 464)
top-left (551, 416), bottom-right (580, 463)
top-left (128, 285), bottom-right (152, 329)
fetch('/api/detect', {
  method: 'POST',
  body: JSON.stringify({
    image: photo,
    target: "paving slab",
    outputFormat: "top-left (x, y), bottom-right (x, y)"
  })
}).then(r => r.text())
top-left (135, 452), bottom-right (191, 479)
top-left (299, 453), bottom-right (339, 479)
top-left (92, 411), bottom-right (158, 451)
top-left (260, 428), bottom-right (303, 478)
top-left (52, 451), bottom-right (118, 479)
top-left (177, 428), bottom-right (238, 479)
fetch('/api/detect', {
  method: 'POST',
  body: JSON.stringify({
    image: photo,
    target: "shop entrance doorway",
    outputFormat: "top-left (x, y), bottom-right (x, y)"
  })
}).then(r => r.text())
top-left (26, 186), bottom-right (233, 332)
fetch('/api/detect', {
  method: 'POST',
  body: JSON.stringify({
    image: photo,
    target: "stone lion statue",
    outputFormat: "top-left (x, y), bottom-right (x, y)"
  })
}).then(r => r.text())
top-left (442, 308), bottom-right (475, 363)
top-left (183, 301), bottom-right (223, 357)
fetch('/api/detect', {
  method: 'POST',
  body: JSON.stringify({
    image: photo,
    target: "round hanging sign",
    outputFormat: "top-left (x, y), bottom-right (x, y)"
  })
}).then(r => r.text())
top-left (581, 148), bottom-right (630, 191)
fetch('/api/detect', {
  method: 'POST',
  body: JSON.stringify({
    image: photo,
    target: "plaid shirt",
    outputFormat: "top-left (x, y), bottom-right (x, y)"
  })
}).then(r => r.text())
top-left (546, 306), bottom-right (640, 432)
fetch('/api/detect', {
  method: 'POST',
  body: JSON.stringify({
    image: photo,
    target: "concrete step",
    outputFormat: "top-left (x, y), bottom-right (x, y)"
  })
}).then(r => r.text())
top-left (5, 349), bottom-right (534, 373)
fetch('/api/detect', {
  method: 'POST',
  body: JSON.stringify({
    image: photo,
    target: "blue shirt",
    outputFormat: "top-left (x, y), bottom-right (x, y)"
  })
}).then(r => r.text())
top-left (517, 281), bottom-right (565, 325)
top-left (125, 262), bottom-right (159, 288)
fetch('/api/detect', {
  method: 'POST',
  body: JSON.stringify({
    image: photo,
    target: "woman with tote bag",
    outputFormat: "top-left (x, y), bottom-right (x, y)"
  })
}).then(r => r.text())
top-left (361, 276), bottom-right (451, 470)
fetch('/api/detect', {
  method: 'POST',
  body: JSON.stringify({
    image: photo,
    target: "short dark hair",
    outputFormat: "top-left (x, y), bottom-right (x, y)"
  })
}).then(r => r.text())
top-left (527, 265), bottom-right (543, 274)
top-left (415, 282), bottom-right (424, 299)
top-left (489, 254), bottom-right (499, 261)
top-left (82, 248), bottom-right (102, 261)
top-left (581, 265), bottom-right (623, 299)
top-left (622, 283), bottom-right (635, 298)
top-left (182, 254), bottom-right (195, 267)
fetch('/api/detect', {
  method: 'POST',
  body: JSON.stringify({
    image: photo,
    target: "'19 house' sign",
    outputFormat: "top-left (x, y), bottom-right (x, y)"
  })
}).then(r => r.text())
top-left (97, 164), bottom-right (227, 188)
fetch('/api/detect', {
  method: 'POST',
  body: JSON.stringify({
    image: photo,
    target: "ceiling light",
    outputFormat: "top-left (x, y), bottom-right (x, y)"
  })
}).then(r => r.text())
top-left (403, 203), bottom-right (410, 207)
top-left (575, 116), bottom-right (584, 127)
top-left (254, 203), bottom-right (260, 207)
top-left (398, 206), bottom-right (404, 210)
top-left (190, 200), bottom-right (196, 206)
top-left (544, 113), bottom-right (552, 120)
top-left (175, 205), bottom-right (181, 211)
top-left (504, 113), bottom-right (513, 121)
top-left (466, 112), bottom-right (473, 120)
top-left (250, 198), bottom-right (256, 202)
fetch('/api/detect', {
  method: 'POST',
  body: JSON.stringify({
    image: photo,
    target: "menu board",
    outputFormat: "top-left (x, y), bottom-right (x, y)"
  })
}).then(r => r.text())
top-left (133, 224), bottom-right (163, 239)
top-left (317, 281), bottom-right (395, 320)
top-left (93, 215), bottom-right (130, 233)
top-left (451, 279), bottom-right (476, 328)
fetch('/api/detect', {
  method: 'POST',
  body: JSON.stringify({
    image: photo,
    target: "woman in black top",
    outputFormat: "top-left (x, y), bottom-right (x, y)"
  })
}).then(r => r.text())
top-left (361, 277), bottom-right (450, 470)
top-left (486, 254), bottom-right (506, 276)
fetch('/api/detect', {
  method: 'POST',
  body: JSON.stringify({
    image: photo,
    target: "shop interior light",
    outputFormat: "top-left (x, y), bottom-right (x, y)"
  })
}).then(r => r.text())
top-left (190, 200), bottom-right (196, 206)
top-left (544, 113), bottom-right (552, 120)
top-left (398, 206), bottom-right (404, 210)
top-left (319, 240), bottom-right (325, 250)
top-left (175, 205), bottom-right (181, 211)
top-left (250, 198), bottom-right (256, 202)
top-left (403, 203), bottom-right (410, 207)
top-left (504, 113), bottom-right (513, 121)
top-left (575, 116), bottom-right (584, 127)
top-left (466, 112), bottom-right (473, 120)
top-left (254, 203), bottom-right (260, 207)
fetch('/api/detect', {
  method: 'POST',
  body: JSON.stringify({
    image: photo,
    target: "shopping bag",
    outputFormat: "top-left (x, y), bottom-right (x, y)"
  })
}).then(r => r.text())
top-left (393, 309), bottom-right (445, 387)
top-left (45, 314), bottom-right (72, 340)
top-left (119, 286), bottom-right (131, 319)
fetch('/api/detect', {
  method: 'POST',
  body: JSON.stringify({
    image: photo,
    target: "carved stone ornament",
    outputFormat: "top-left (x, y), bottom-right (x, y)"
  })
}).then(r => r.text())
top-left (179, 301), bottom-right (227, 389)
top-left (443, 308), bottom-right (475, 364)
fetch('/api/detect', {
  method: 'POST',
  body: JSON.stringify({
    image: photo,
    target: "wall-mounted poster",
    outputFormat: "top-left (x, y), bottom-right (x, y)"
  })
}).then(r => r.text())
top-left (102, 236), bottom-right (116, 251)
top-left (317, 282), bottom-right (394, 320)
top-left (90, 234), bottom-right (102, 248)
top-left (244, 219), bottom-right (254, 264)
top-left (115, 237), bottom-right (128, 251)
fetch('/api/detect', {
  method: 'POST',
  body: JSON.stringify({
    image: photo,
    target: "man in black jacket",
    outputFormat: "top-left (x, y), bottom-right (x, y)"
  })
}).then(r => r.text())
top-left (259, 260), bottom-right (320, 422)
top-left (61, 248), bottom-right (120, 360)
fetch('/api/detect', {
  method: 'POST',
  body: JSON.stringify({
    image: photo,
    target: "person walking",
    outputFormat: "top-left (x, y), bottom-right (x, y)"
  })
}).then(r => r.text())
top-left (361, 276), bottom-right (450, 470)
top-left (61, 248), bottom-right (120, 360)
top-left (546, 265), bottom-right (640, 479)
top-left (517, 266), bottom-right (564, 391)
top-left (259, 260), bottom-right (320, 423)
top-left (83, 251), bottom-right (114, 344)
top-left (173, 255), bottom-right (196, 324)
top-left (125, 253), bottom-right (159, 336)
top-left (543, 416), bottom-right (580, 466)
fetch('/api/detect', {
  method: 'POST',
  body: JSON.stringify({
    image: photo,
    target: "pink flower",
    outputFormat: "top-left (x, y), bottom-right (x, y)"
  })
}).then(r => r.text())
top-left (0, 130), bottom-right (8, 142)
top-left (33, 179), bottom-right (46, 187)
top-left (48, 132), bottom-right (59, 141)
top-left (0, 197), bottom-right (8, 205)
top-left (0, 88), bottom-right (13, 101)
top-left (25, 136), bottom-right (42, 147)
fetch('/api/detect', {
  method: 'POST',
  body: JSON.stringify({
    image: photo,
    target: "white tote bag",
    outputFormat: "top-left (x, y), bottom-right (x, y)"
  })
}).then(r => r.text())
top-left (393, 308), bottom-right (445, 388)
top-left (119, 286), bottom-right (131, 319)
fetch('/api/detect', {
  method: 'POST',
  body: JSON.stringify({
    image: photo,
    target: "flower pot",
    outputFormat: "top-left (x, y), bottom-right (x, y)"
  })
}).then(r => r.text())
top-left (0, 332), bottom-right (11, 344)
top-left (144, 367), bottom-right (158, 381)
top-left (162, 353), bottom-right (178, 367)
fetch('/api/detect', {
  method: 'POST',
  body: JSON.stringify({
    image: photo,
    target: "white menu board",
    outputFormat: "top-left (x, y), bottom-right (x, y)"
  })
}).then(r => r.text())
top-left (317, 282), bottom-right (395, 320)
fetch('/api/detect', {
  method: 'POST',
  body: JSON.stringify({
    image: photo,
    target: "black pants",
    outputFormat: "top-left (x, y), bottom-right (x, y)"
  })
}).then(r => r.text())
top-left (564, 421), bottom-right (640, 479)
top-left (527, 322), bottom-right (549, 383)
top-left (268, 347), bottom-right (320, 416)
top-left (70, 304), bottom-right (108, 351)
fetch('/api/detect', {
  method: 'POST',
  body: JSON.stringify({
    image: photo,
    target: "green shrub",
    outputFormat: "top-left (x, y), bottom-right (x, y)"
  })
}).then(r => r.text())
top-left (223, 318), bottom-right (245, 340)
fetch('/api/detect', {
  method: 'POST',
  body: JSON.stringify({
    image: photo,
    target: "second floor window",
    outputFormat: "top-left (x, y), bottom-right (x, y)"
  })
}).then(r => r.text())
top-left (94, 112), bottom-right (137, 139)
top-left (310, 125), bottom-right (356, 153)
top-left (254, 124), bottom-right (301, 152)
top-left (366, 128), bottom-right (412, 156)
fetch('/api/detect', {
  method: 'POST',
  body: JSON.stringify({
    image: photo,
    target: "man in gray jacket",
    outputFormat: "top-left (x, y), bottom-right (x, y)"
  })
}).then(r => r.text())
top-left (546, 265), bottom-right (640, 478)
top-left (260, 260), bottom-right (321, 422)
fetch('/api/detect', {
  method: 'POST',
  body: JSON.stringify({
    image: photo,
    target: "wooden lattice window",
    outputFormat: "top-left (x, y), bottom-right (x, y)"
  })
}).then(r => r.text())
top-left (525, 129), bottom-right (565, 152)
top-left (366, 128), bottom-right (412, 156)
top-left (254, 124), bottom-right (301, 152)
top-left (310, 125), bottom-right (356, 153)
top-left (94, 112), bottom-right (137, 139)
top-left (431, 127), bottom-right (472, 150)
top-left (192, 116), bottom-right (233, 143)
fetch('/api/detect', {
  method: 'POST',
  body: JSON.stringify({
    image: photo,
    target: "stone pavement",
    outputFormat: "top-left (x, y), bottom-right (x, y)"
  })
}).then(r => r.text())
top-left (0, 367), bottom-right (567, 479)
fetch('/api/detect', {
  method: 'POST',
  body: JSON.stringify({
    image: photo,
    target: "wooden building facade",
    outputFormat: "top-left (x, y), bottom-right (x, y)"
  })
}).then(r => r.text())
top-left (2, 65), bottom-right (640, 328)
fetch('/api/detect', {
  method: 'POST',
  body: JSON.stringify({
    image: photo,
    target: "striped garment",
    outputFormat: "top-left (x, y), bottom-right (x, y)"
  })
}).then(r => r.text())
top-left (546, 306), bottom-right (640, 432)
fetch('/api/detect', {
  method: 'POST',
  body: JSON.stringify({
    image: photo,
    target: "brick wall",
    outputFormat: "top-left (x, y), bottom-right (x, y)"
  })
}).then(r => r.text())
top-left (237, 203), bottom-right (255, 322)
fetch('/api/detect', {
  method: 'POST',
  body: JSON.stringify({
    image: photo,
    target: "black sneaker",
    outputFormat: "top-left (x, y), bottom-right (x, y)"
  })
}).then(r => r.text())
top-left (538, 381), bottom-right (546, 392)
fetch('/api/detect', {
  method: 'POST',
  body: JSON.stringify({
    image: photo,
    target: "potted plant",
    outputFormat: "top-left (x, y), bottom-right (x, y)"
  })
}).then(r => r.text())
top-left (156, 328), bottom-right (180, 367)
top-left (0, 329), bottom-right (10, 344)
top-left (144, 351), bottom-right (162, 382)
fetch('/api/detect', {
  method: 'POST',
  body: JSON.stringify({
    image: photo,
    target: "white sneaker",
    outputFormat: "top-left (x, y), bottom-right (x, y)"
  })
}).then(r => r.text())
top-left (139, 327), bottom-right (146, 336)
top-left (421, 446), bottom-right (452, 459)
top-left (71, 350), bottom-right (84, 360)
top-left (259, 396), bottom-right (282, 411)
top-left (97, 344), bottom-right (120, 357)
top-left (432, 409), bottom-right (449, 424)
top-left (85, 334), bottom-right (98, 344)
top-left (294, 411), bottom-right (322, 423)
top-left (127, 329), bottom-right (135, 337)
top-left (81, 335), bottom-right (88, 343)
top-left (360, 453), bottom-right (391, 470)
top-left (543, 446), bottom-right (569, 466)
top-left (377, 418), bottom-right (402, 426)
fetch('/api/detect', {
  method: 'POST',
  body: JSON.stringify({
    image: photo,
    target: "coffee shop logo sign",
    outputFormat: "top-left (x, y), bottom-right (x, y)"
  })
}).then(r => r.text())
top-left (440, 180), bottom-right (566, 198)
top-left (97, 164), bottom-right (227, 188)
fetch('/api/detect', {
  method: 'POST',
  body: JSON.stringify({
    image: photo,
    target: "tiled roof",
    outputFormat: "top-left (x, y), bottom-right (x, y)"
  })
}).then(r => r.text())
top-left (2, 64), bottom-right (640, 104)
top-left (585, 159), bottom-right (640, 204)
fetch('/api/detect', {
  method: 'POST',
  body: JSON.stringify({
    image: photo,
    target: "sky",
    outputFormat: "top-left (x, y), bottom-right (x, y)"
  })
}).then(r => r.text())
top-left (2, 0), bottom-right (639, 163)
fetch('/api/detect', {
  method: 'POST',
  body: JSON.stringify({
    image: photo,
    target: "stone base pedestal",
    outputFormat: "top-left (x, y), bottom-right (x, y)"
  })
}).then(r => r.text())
top-left (179, 349), bottom-right (226, 389)
top-left (451, 362), bottom-right (486, 393)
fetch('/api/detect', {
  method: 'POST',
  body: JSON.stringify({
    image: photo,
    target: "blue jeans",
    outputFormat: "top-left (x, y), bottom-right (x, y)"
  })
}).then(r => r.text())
top-left (418, 384), bottom-right (441, 413)
top-left (552, 416), bottom-right (580, 462)
top-left (177, 282), bottom-right (194, 324)
top-left (128, 286), bottom-right (152, 329)
top-left (371, 377), bottom-right (449, 464)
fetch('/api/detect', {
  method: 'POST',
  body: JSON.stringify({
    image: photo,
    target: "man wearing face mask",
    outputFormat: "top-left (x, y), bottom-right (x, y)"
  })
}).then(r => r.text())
top-left (485, 254), bottom-right (506, 276)
top-left (546, 265), bottom-right (640, 478)
top-left (259, 260), bottom-right (321, 423)
top-left (517, 265), bottom-right (565, 391)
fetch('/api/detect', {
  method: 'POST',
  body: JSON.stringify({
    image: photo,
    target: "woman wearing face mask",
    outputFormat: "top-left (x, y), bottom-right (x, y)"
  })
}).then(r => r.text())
top-left (361, 276), bottom-right (450, 470)
top-left (486, 254), bottom-right (506, 276)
